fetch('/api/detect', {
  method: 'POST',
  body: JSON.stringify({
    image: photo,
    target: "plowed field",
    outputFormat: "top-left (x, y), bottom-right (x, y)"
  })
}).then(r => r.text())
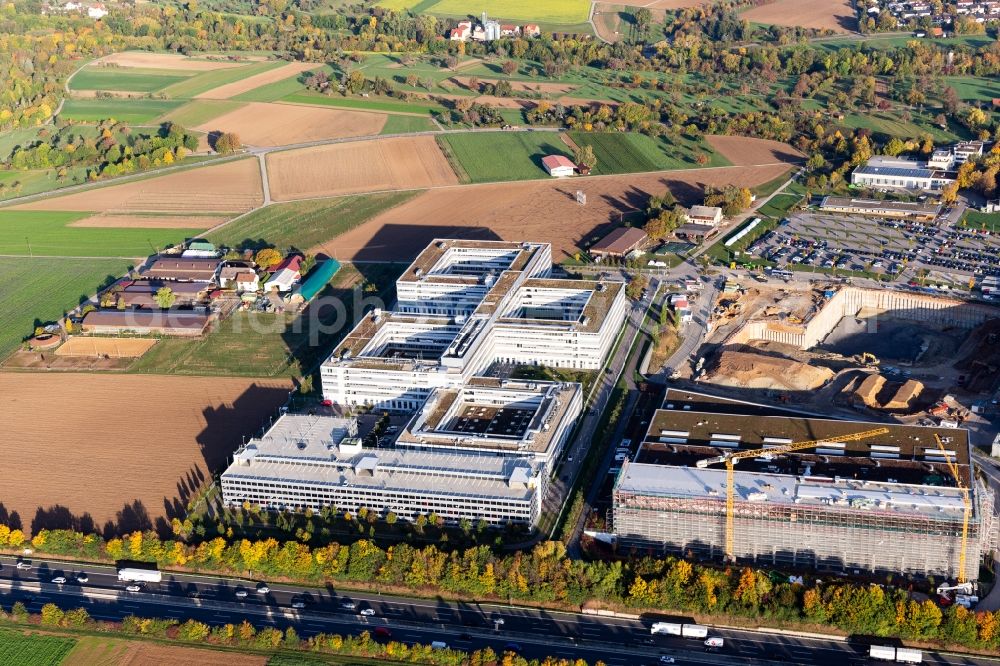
top-left (741, 0), bottom-right (856, 32)
top-left (98, 52), bottom-right (245, 71)
top-left (705, 135), bottom-right (805, 167)
top-left (195, 102), bottom-right (387, 146)
top-left (194, 62), bottom-right (319, 99)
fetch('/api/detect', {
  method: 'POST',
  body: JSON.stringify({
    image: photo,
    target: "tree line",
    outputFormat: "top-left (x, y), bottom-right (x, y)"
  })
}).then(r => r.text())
top-left (4, 525), bottom-right (999, 653)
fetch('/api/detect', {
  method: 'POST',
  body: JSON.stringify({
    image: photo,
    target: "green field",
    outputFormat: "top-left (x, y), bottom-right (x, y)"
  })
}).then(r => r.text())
top-left (380, 114), bottom-right (437, 134)
top-left (945, 76), bottom-right (1000, 103)
top-left (437, 132), bottom-right (571, 182)
top-left (282, 91), bottom-right (441, 115)
top-left (159, 60), bottom-right (285, 99)
top-left (59, 98), bottom-right (184, 124)
top-left (0, 210), bottom-right (203, 256)
top-left (755, 193), bottom-right (802, 220)
top-left (160, 99), bottom-right (245, 127)
top-left (69, 67), bottom-right (192, 93)
top-left (568, 131), bottom-right (729, 175)
top-left (206, 191), bottom-right (418, 251)
top-left (232, 65), bottom-right (335, 102)
top-left (960, 210), bottom-right (1000, 232)
top-left (425, 0), bottom-right (590, 23)
top-left (0, 628), bottom-right (76, 666)
top-left (0, 257), bottom-right (132, 359)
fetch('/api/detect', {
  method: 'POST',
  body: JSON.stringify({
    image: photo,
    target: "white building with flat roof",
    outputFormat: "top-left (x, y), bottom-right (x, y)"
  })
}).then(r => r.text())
top-left (321, 239), bottom-right (627, 412)
top-left (851, 155), bottom-right (957, 191)
top-left (220, 414), bottom-right (544, 525)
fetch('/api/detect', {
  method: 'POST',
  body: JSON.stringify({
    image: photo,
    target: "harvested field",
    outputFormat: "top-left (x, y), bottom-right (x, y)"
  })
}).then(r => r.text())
top-left (706, 347), bottom-right (834, 392)
top-left (194, 62), bottom-right (320, 99)
top-left (602, 0), bottom-right (709, 7)
top-left (318, 163), bottom-right (793, 261)
top-left (9, 158), bottom-right (263, 214)
top-left (195, 102), bottom-right (387, 146)
top-left (65, 636), bottom-right (269, 666)
top-left (740, 0), bottom-right (856, 32)
top-left (98, 52), bottom-right (245, 71)
top-left (447, 76), bottom-right (578, 95)
top-left (267, 136), bottom-right (458, 200)
top-left (55, 337), bottom-right (158, 358)
top-left (0, 373), bottom-right (290, 535)
top-left (68, 214), bottom-right (226, 229)
top-left (705, 135), bottom-right (804, 167)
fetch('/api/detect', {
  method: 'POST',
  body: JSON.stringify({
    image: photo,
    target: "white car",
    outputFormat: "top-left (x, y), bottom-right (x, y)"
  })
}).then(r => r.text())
top-left (291, 600), bottom-right (306, 609)
top-left (125, 584), bottom-right (142, 592)
top-left (360, 608), bottom-right (376, 616)
top-left (341, 601), bottom-right (356, 610)
top-left (660, 657), bottom-right (676, 664)
top-left (16, 562), bottom-right (31, 570)
top-left (51, 576), bottom-right (67, 584)
top-left (235, 589), bottom-right (248, 599)
top-left (256, 583), bottom-right (270, 594)
top-left (76, 573), bottom-right (89, 583)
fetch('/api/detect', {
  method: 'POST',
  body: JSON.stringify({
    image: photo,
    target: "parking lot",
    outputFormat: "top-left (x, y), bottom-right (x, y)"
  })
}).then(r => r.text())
top-left (746, 210), bottom-right (1000, 286)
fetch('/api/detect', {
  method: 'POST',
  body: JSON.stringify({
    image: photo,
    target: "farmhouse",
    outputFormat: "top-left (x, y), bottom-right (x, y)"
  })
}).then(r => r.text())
top-left (264, 255), bottom-right (303, 293)
top-left (143, 256), bottom-right (221, 283)
top-left (219, 264), bottom-right (260, 292)
top-left (684, 205), bottom-right (724, 226)
top-left (819, 196), bottom-right (942, 220)
top-left (450, 20), bottom-right (472, 41)
top-left (81, 309), bottom-right (211, 336)
top-left (541, 155), bottom-right (576, 177)
top-left (589, 227), bottom-right (648, 259)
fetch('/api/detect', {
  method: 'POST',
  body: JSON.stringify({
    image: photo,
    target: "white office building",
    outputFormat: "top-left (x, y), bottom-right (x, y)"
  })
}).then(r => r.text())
top-left (220, 414), bottom-right (545, 525)
top-left (321, 239), bottom-right (628, 413)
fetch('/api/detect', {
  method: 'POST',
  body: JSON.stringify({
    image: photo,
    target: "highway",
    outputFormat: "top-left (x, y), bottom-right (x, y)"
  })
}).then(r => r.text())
top-left (4, 554), bottom-right (998, 666)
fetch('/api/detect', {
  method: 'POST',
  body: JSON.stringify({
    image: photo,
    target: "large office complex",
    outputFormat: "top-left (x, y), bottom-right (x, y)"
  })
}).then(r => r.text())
top-left (321, 239), bottom-right (628, 412)
top-left (612, 391), bottom-right (996, 581)
top-left (220, 414), bottom-right (546, 525)
top-left (850, 155), bottom-right (956, 191)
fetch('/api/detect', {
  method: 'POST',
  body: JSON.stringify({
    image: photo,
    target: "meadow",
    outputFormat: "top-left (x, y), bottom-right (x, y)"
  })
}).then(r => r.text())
top-left (0, 211), bottom-right (204, 256)
top-left (282, 90), bottom-right (441, 115)
top-left (69, 67), bottom-right (191, 93)
top-left (0, 628), bottom-right (76, 666)
top-left (232, 65), bottom-right (336, 102)
top-left (0, 256), bottom-right (132, 359)
top-left (205, 191), bottom-right (418, 250)
top-left (437, 131), bottom-right (572, 182)
top-left (424, 0), bottom-right (590, 24)
top-left (568, 131), bottom-right (729, 175)
top-left (380, 114), bottom-right (437, 134)
top-left (59, 98), bottom-right (183, 124)
top-left (159, 60), bottom-right (285, 98)
top-left (961, 210), bottom-right (1000, 232)
top-left (161, 99), bottom-right (246, 127)
top-left (754, 192), bottom-right (803, 220)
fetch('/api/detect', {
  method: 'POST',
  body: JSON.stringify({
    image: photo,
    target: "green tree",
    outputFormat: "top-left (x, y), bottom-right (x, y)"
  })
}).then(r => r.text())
top-left (155, 286), bottom-right (176, 309)
top-left (575, 144), bottom-right (597, 171)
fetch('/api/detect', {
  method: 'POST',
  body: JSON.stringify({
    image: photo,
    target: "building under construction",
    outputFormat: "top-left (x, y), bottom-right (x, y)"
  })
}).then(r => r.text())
top-left (612, 391), bottom-right (996, 581)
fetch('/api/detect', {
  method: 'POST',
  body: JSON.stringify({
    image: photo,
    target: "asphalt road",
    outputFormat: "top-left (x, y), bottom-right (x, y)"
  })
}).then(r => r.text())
top-left (3, 555), bottom-right (997, 666)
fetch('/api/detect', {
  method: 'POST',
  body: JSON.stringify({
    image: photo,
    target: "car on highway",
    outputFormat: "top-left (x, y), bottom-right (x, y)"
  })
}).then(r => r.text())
top-left (50, 576), bottom-right (67, 584)
top-left (341, 600), bottom-right (357, 610)
top-left (76, 573), bottom-right (88, 583)
top-left (659, 658), bottom-right (676, 664)
top-left (291, 600), bottom-right (306, 609)
top-left (373, 627), bottom-right (392, 639)
top-left (235, 589), bottom-right (248, 599)
top-left (256, 583), bottom-right (270, 594)
top-left (16, 561), bottom-right (31, 570)
top-left (125, 584), bottom-right (142, 592)
top-left (360, 608), bottom-right (376, 616)
top-left (503, 642), bottom-right (521, 654)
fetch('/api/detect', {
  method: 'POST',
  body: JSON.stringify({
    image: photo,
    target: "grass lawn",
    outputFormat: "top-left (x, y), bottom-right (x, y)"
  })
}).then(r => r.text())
top-left (380, 114), bottom-right (437, 134)
top-left (960, 210), bottom-right (1000, 232)
top-left (59, 98), bottom-right (184, 124)
top-left (158, 99), bottom-right (245, 127)
top-left (0, 257), bottom-right (131, 359)
top-left (841, 110), bottom-right (959, 143)
top-left (205, 191), bottom-right (418, 251)
top-left (232, 65), bottom-right (336, 103)
top-left (755, 193), bottom-right (802, 220)
top-left (69, 68), bottom-right (192, 93)
top-left (706, 216), bottom-right (779, 265)
top-left (0, 627), bottom-right (76, 666)
top-left (281, 91), bottom-right (441, 115)
top-left (428, 0), bottom-right (590, 24)
top-left (130, 263), bottom-right (403, 377)
top-left (568, 131), bottom-right (728, 174)
top-left (0, 210), bottom-right (204, 257)
top-left (752, 172), bottom-right (792, 198)
top-left (941, 76), bottom-right (1000, 102)
top-left (160, 60), bottom-right (285, 99)
top-left (437, 131), bottom-right (571, 182)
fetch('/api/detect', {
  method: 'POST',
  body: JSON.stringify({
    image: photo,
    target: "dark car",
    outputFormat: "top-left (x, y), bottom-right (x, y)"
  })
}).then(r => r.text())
top-left (504, 642), bottom-right (522, 653)
top-left (374, 626), bottom-right (392, 638)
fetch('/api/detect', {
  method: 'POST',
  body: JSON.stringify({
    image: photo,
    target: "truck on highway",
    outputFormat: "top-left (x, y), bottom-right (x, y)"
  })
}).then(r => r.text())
top-left (117, 566), bottom-right (162, 583)
top-left (869, 645), bottom-right (922, 663)
top-left (650, 622), bottom-right (708, 639)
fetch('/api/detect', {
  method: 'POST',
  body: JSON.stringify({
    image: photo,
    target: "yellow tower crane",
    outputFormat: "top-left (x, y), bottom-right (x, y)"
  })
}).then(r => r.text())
top-left (696, 427), bottom-right (890, 562)
top-left (934, 433), bottom-right (972, 584)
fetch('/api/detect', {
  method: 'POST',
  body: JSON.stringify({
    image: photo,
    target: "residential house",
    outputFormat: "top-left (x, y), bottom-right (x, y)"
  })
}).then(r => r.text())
top-left (87, 3), bottom-right (107, 18)
top-left (500, 24), bottom-right (520, 37)
top-left (523, 24), bottom-right (541, 37)
top-left (541, 155), bottom-right (576, 177)
top-left (264, 255), bottom-right (303, 293)
top-left (450, 20), bottom-right (472, 41)
top-left (685, 205), bottom-right (724, 226)
top-left (219, 264), bottom-right (261, 293)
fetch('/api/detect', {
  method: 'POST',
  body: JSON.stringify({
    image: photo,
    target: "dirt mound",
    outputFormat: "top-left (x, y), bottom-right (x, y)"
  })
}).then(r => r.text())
top-left (706, 349), bottom-right (833, 391)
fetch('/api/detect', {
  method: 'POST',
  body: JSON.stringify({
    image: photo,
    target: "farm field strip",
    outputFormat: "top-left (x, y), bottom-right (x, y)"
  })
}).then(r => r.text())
top-left (0, 627), bottom-right (76, 665)
top-left (69, 67), bottom-right (194, 93)
top-left (159, 99), bottom-right (247, 127)
top-left (160, 60), bottom-right (285, 99)
top-left (740, 0), bottom-right (856, 32)
top-left (98, 51), bottom-right (248, 71)
top-left (59, 98), bottom-right (184, 124)
top-left (437, 132), bottom-right (572, 183)
top-left (194, 102), bottom-right (387, 146)
top-left (194, 62), bottom-right (320, 100)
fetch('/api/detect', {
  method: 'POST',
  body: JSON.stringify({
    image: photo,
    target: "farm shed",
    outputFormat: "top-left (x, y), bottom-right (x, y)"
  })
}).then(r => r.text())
top-left (82, 309), bottom-right (211, 336)
top-left (143, 256), bottom-right (221, 282)
top-left (590, 227), bottom-right (648, 259)
top-left (541, 155), bottom-right (576, 177)
top-left (264, 255), bottom-right (303, 293)
top-left (182, 241), bottom-right (220, 258)
top-left (290, 259), bottom-right (341, 304)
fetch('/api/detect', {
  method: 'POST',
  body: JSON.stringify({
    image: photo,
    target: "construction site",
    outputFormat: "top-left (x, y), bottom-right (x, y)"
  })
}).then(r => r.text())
top-left (611, 390), bottom-right (997, 582)
top-left (691, 283), bottom-right (1000, 425)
